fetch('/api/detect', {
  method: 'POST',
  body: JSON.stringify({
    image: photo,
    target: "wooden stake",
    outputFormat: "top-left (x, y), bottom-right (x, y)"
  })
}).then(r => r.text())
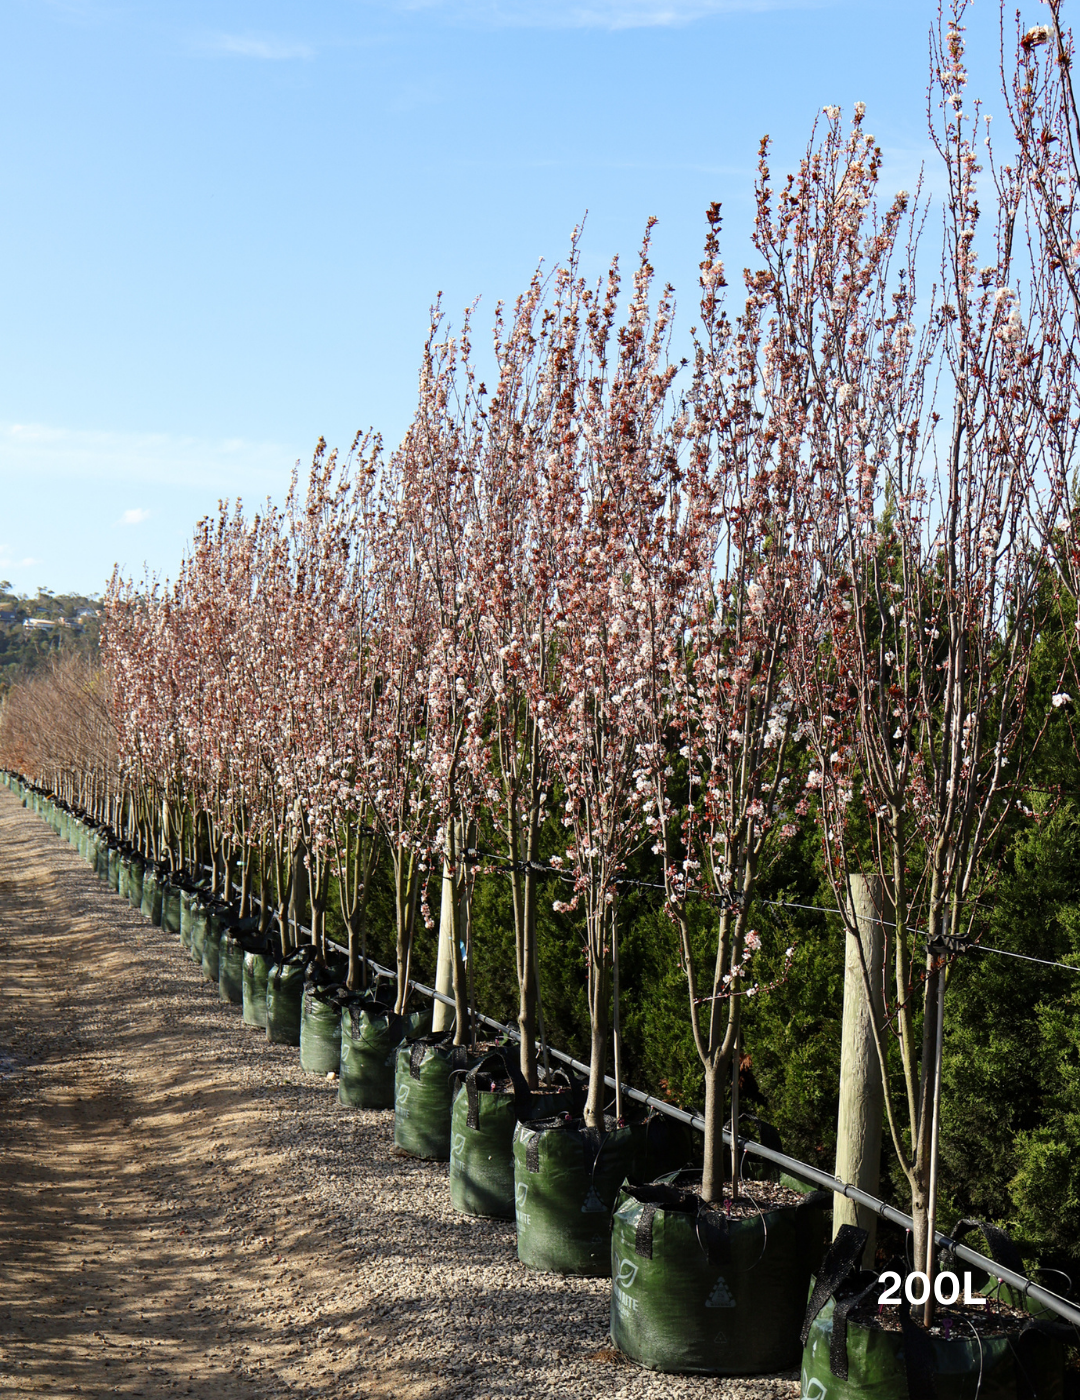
top-left (834, 873), bottom-right (888, 1268)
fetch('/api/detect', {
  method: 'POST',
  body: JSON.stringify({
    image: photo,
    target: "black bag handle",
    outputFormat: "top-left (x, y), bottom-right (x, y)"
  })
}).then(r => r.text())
top-left (941, 1217), bottom-right (1025, 1279)
top-left (896, 1286), bottom-right (937, 1400)
top-left (800, 1224), bottom-right (869, 1344)
top-left (349, 999), bottom-right (404, 1048)
top-left (460, 1050), bottom-right (534, 1129)
top-left (545, 1064), bottom-right (586, 1115)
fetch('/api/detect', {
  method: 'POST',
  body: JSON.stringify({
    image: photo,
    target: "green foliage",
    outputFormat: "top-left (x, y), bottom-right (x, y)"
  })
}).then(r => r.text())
top-left (940, 804), bottom-right (1080, 1266)
top-left (0, 588), bottom-right (102, 694)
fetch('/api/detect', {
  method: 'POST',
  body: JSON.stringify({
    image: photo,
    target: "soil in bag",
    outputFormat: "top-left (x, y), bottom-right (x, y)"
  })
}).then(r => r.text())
top-left (610, 1170), bottom-right (830, 1375)
top-left (801, 1225), bottom-right (1067, 1400)
top-left (513, 1114), bottom-right (640, 1277)
top-left (393, 1036), bottom-right (480, 1161)
top-left (300, 982), bottom-right (348, 1075)
top-left (449, 1054), bottom-right (582, 1220)
top-left (265, 946), bottom-right (320, 1046)
top-left (338, 999), bottom-right (422, 1109)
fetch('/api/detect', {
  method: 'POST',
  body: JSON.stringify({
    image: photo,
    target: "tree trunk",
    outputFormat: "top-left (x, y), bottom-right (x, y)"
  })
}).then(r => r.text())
top-left (583, 936), bottom-right (609, 1129)
top-left (701, 1057), bottom-right (725, 1203)
top-left (834, 873), bottom-right (888, 1268)
top-left (432, 847), bottom-right (456, 1035)
top-left (289, 840), bottom-right (309, 949)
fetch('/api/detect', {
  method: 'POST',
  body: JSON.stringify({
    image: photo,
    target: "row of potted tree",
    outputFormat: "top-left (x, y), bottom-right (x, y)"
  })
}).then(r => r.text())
top-left (4, 1), bottom-right (1080, 1388)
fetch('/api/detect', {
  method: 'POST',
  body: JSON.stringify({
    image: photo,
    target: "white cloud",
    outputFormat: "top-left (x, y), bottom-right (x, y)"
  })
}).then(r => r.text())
top-left (0, 421), bottom-right (304, 496)
top-left (0, 547), bottom-right (42, 571)
top-left (201, 32), bottom-right (315, 60)
top-left (391, 0), bottom-right (826, 28)
top-left (118, 508), bottom-right (151, 526)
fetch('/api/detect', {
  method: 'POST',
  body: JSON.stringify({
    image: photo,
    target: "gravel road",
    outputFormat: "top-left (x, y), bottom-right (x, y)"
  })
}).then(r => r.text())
top-left (0, 785), bottom-right (802, 1400)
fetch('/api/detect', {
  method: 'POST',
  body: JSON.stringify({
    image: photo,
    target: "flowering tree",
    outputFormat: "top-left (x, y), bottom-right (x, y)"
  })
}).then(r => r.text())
top-left (398, 307), bottom-right (489, 1043)
top-left (648, 155), bottom-right (845, 1200)
top-left (531, 227), bottom-right (679, 1128)
top-left (356, 439), bottom-right (437, 1015)
top-left (1002, 2), bottom-right (1080, 726)
top-left (788, 11), bottom-right (1053, 1313)
top-left (466, 260), bottom-right (565, 1085)
top-left (0, 654), bottom-right (115, 816)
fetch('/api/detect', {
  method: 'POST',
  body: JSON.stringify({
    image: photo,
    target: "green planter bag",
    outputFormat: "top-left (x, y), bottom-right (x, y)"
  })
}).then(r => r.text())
top-left (265, 946), bottom-right (319, 1046)
top-left (243, 936), bottom-right (280, 1029)
top-left (190, 900), bottom-right (210, 967)
top-left (513, 1114), bottom-right (640, 1277)
top-left (338, 1000), bottom-right (431, 1108)
top-left (610, 1170), bottom-right (830, 1374)
top-left (118, 853), bottom-right (131, 901)
top-left (201, 907), bottom-right (228, 985)
top-left (300, 984), bottom-right (347, 1074)
top-left (107, 846), bottom-right (121, 892)
top-left (180, 889), bottom-right (197, 949)
top-left (128, 857), bottom-right (145, 911)
top-left (140, 865), bottom-right (163, 925)
top-left (801, 1226), bottom-right (1066, 1400)
top-left (215, 914), bottom-right (261, 1005)
top-left (218, 930), bottom-right (247, 1005)
top-left (393, 1036), bottom-right (474, 1160)
top-left (449, 1054), bottom-right (582, 1221)
top-left (161, 882), bottom-right (182, 935)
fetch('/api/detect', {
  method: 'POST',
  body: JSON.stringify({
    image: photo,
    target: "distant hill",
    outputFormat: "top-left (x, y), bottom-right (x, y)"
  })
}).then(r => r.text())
top-left (0, 586), bottom-right (102, 695)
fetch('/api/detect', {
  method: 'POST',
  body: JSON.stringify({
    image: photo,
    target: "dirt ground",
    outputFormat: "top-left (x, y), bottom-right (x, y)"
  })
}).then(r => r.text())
top-left (0, 790), bottom-right (424, 1400)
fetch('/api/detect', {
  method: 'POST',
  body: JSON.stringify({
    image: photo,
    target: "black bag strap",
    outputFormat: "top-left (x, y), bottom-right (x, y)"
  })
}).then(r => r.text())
top-left (830, 1272), bottom-right (888, 1380)
top-left (457, 1049), bottom-right (530, 1128)
top-left (463, 1050), bottom-right (508, 1128)
top-left (943, 1217), bottom-right (1025, 1279)
top-left (504, 1057), bottom-right (534, 1123)
top-left (547, 1065), bottom-right (586, 1114)
top-left (635, 1202), bottom-right (660, 1260)
top-left (694, 1205), bottom-right (731, 1266)
top-left (525, 1130), bottom-right (541, 1173)
top-left (897, 1289), bottom-right (937, 1400)
top-left (738, 1112), bottom-right (784, 1155)
top-left (801, 1225), bottom-right (869, 1344)
top-left (410, 1041), bottom-right (427, 1080)
top-left (1014, 1321), bottom-right (1053, 1400)
top-left (350, 1001), bottom-right (404, 1046)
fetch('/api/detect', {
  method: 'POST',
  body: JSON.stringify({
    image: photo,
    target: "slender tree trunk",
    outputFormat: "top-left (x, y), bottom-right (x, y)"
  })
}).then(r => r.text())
top-left (447, 816), bottom-right (470, 1046)
top-left (517, 791), bottom-right (542, 1087)
top-left (583, 914), bottom-right (609, 1129)
top-left (701, 1057), bottom-right (725, 1203)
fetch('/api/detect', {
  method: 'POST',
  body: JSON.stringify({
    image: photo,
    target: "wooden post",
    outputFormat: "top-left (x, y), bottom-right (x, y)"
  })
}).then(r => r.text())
top-left (431, 827), bottom-right (456, 1035)
top-left (834, 873), bottom-right (888, 1267)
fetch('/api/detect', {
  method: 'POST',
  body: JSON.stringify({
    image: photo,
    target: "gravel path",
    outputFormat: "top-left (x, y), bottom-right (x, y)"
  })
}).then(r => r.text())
top-left (0, 785), bottom-right (802, 1400)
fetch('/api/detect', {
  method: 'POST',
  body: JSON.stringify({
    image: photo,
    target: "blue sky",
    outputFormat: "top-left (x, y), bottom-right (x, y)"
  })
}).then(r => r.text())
top-left (0, 0), bottom-right (1021, 596)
